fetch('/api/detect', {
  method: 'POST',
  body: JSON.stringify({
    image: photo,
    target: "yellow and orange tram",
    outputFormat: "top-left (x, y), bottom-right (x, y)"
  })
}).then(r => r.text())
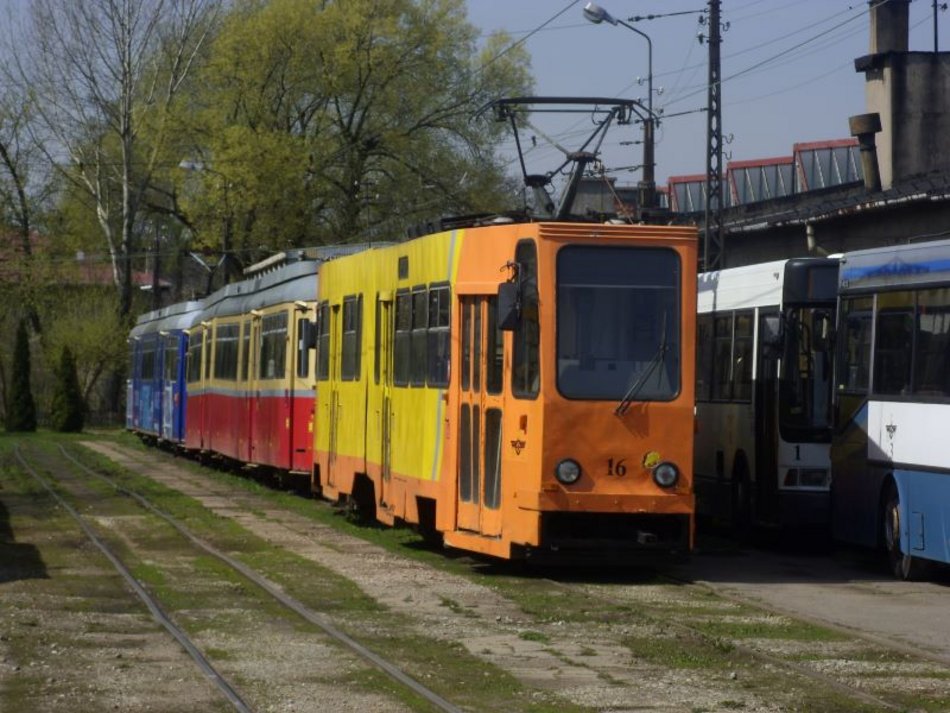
top-left (313, 220), bottom-right (697, 561)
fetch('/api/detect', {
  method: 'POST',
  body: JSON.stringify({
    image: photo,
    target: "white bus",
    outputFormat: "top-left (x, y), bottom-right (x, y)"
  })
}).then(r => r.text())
top-left (832, 238), bottom-right (950, 579)
top-left (696, 257), bottom-right (839, 533)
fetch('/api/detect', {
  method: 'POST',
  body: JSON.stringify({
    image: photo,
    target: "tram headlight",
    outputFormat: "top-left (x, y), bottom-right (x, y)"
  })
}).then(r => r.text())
top-left (554, 459), bottom-right (582, 485)
top-left (652, 462), bottom-right (679, 489)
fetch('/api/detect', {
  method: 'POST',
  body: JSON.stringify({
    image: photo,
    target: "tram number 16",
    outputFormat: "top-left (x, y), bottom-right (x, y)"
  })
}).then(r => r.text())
top-left (606, 458), bottom-right (627, 477)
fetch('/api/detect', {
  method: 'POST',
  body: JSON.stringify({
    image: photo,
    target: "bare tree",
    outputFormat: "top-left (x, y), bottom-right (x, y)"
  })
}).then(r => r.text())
top-left (16, 0), bottom-right (219, 318)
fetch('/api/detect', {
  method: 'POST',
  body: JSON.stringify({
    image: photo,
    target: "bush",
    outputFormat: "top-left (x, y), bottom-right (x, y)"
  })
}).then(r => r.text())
top-left (50, 345), bottom-right (85, 432)
top-left (6, 320), bottom-right (37, 432)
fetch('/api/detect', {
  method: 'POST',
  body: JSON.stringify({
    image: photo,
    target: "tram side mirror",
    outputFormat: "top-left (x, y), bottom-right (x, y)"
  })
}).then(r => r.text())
top-left (760, 314), bottom-right (784, 358)
top-left (812, 310), bottom-right (834, 351)
top-left (498, 282), bottom-right (521, 331)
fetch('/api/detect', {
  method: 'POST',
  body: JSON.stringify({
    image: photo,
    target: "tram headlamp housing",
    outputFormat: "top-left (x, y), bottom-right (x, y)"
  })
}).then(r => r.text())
top-left (652, 462), bottom-right (679, 488)
top-left (554, 459), bottom-right (582, 485)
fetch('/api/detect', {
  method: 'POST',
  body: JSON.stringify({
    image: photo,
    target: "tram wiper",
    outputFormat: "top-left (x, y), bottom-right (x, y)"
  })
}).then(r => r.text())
top-left (615, 313), bottom-right (668, 416)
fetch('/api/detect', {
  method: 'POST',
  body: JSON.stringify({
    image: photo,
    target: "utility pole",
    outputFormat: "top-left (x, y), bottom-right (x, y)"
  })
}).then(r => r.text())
top-left (704, 0), bottom-right (724, 270)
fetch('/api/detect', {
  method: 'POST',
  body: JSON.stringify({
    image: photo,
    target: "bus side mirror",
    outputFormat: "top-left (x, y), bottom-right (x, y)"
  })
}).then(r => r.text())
top-left (760, 314), bottom-right (783, 357)
top-left (498, 282), bottom-right (521, 331)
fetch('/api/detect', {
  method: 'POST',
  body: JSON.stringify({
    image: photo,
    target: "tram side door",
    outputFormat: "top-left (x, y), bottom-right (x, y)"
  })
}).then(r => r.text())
top-left (755, 308), bottom-right (781, 522)
top-left (456, 295), bottom-right (504, 537)
top-left (377, 296), bottom-right (394, 506)
top-left (247, 316), bottom-right (261, 462)
top-left (325, 303), bottom-right (341, 488)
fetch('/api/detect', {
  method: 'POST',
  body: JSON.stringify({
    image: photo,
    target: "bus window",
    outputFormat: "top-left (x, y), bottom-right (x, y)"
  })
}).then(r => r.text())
top-left (696, 314), bottom-right (714, 401)
top-left (914, 288), bottom-right (950, 396)
top-left (732, 312), bottom-right (754, 401)
top-left (781, 306), bottom-right (833, 437)
top-left (837, 296), bottom-right (873, 393)
top-left (873, 291), bottom-right (914, 396)
top-left (711, 315), bottom-right (733, 400)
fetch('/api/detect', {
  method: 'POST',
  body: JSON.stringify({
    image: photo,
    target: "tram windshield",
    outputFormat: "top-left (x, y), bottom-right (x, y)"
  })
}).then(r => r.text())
top-left (779, 305), bottom-right (834, 441)
top-left (556, 246), bottom-right (680, 401)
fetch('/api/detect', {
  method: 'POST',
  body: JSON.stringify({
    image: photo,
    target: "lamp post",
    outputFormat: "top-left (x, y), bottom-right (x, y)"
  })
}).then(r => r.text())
top-left (583, 2), bottom-right (656, 213)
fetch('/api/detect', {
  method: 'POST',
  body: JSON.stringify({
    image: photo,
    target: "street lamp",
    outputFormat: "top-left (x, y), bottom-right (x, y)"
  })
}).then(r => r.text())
top-left (583, 2), bottom-right (656, 213)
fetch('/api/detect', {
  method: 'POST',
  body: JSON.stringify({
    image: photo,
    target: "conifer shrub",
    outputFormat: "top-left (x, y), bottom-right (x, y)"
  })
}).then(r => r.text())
top-left (50, 345), bottom-right (85, 432)
top-left (6, 320), bottom-right (37, 432)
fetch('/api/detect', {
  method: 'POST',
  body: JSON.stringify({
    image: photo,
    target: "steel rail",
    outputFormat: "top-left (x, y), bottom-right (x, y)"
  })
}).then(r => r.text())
top-left (59, 444), bottom-right (463, 713)
top-left (13, 445), bottom-right (255, 713)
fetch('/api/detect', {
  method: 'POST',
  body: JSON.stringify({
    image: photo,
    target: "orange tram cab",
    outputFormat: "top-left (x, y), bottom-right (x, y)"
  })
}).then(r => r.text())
top-left (313, 220), bottom-right (697, 561)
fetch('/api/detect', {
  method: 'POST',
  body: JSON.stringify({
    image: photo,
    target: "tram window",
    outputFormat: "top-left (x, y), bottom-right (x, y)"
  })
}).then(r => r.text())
top-left (316, 302), bottom-right (330, 380)
top-left (410, 288), bottom-right (427, 386)
top-left (914, 288), bottom-right (950, 396)
top-left (696, 314), bottom-right (714, 401)
top-left (214, 323), bottom-right (239, 381)
top-left (483, 408), bottom-right (503, 509)
top-left (874, 291), bottom-right (914, 396)
top-left (374, 297), bottom-right (381, 385)
top-left (733, 312), bottom-right (754, 402)
top-left (260, 312), bottom-right (288, 379)
top-left (394, 292), bottom-right (411, 386)
top-left (186, 336), bottom-right (202, 384)
top-left (427, 285), bottom-right (450, 387)
top-left (141, 341), bottom-right (156, 380)
top-left (837, 297), bottom-right (872, 392)
top-left (711, 315), bottom-right (733, 400)
top-left (486, 295), bottom-right (503, 395)
top-left (164, 337), bottom-right (178, 381)
top-left (341, 295), bottom-right (362, 381)
top-left (241, 321), bottom-right (250, 381)
top-left (512, 240), bottom-right (540, 399)
top-left (296, 318), bottom-right (310, 379)
top-left (461, 300), bottom-right (472, 391)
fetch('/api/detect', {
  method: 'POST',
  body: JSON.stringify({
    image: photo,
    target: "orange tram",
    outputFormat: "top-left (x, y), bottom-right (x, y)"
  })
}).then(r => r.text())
top-left (313, 220), bottom-right (697, 560)
top-left (129, 219), bottom-right (698, 562)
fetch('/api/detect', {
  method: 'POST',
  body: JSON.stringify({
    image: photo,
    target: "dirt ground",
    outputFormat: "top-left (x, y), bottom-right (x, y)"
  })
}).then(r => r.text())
top-left (4, 438), bottom-right (950, 712)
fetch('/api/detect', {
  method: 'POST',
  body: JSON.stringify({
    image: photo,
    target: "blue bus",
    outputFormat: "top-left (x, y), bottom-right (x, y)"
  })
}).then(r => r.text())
top-left (832, 238), bottom-right (950, 579)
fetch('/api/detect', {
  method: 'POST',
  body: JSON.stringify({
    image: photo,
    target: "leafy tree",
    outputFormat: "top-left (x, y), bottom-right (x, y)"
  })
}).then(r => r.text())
top-left (41, 288), bottom-right (130, 411)
top-left (49, 345), bottom-right (85, 432)
top-left (16, 0), bottom-right (220, 317)
top-left (174, 0), bottom-right (533, 259)
top-left (6, 320), bottom-right (36, 432)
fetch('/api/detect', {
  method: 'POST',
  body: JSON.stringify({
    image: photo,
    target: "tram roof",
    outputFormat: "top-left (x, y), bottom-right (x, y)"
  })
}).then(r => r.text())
top-left (130, 300), bottom-right (205, 339)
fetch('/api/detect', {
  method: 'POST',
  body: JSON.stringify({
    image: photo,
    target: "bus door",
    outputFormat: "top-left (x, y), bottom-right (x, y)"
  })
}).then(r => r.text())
top-left (377, 295), bottom-right (395, 506)
top-left (456, 294), bottom-right (504, 537)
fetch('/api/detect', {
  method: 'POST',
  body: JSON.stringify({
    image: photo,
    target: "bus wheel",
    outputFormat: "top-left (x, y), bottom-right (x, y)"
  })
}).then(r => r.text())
top-left (882, 483), bottom-right (929, 581)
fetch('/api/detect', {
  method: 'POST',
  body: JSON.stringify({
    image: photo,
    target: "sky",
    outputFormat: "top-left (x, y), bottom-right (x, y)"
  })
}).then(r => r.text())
top-left (464, 0), bottom-right (950, 189)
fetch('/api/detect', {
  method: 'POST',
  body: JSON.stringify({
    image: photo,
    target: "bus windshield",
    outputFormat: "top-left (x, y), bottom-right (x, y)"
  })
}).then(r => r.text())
top-left (779, 305), bottom-right (834, 441)
top-left (557, 245), bottom-right (680, 401)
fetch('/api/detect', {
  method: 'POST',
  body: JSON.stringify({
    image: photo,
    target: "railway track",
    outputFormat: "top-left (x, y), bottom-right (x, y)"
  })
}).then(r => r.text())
top-left (10, 441), bottom-right (461, 713)
top-left (12, 436), bottom-right (950, 712)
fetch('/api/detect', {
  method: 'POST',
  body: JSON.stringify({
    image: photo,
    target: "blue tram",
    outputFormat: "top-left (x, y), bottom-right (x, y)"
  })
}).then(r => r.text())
top-left (127, 300), bottom-right (204, 443)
